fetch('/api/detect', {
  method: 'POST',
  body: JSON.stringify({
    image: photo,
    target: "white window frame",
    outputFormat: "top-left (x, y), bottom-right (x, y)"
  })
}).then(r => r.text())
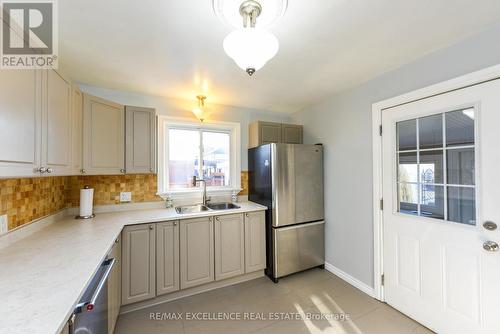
top-left (157, 116), bottom-right (241, 199)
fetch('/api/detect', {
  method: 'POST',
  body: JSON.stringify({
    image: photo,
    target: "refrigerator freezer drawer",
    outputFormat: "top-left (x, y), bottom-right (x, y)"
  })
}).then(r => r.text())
top-left (273, 221), bottom-right (325, 278)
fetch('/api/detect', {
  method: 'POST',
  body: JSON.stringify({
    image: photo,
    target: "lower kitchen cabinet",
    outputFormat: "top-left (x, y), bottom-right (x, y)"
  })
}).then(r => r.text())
top-left (122, 224), bottom-right (156, 305)
top-left (244, 211), bottom-right (267, 273)
top-left (156, 221), bottom-right (180, 296)
top-left (180, 216), bottom-right (214, 289)
top-left (215, 214), bottom-right (245, 281)
top-left (108, 235), bottom-right (122, 333)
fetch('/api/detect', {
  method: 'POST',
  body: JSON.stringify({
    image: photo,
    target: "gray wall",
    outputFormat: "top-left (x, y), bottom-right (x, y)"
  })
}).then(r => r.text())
top-left (292, 24), bottom-right (500, 288)
top-left (78, 84), bottom-right (291, 170)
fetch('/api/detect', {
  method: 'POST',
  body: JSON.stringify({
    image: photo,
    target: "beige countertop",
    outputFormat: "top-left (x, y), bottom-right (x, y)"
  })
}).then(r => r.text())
top-left (0, 201), bottom-right (267, 334)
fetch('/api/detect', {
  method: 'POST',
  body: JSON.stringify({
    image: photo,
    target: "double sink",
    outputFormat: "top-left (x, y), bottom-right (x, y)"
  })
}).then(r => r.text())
top-left (175, 202), bottom-right (240, 214)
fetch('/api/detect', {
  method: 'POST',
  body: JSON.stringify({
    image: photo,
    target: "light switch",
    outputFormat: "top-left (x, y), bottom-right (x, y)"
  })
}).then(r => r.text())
top-left (0, 215), bottom-right (8, 235)
top-left (120, 192), bottom-right (132, 203)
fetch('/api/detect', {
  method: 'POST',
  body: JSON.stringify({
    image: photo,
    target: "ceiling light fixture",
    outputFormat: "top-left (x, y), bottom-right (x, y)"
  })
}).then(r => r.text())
top-left (192, 95), bottom-right (208, 122)
top-left (219, 0), bottom-right (282, 76)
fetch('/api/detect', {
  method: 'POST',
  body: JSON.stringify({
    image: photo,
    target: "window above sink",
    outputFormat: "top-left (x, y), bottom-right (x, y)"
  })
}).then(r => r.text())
top-left (157, 116), bottom-right (241, 200)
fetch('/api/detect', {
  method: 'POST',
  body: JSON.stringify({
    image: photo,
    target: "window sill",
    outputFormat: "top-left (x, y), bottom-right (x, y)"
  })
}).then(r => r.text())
top-left (158, 187), bottom-right (242, 200)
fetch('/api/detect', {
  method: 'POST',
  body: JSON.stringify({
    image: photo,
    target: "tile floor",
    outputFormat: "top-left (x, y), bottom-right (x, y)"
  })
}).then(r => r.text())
top-left (115, 269), bottom-right (434, 334)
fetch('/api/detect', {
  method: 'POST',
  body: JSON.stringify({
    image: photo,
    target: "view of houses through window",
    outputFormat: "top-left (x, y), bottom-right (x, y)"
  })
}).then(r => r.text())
top-left (168, 128), bottom-right (230, 190)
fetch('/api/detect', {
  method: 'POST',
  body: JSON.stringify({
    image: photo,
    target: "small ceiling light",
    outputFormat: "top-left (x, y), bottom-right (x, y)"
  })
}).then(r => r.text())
top-left (192, 95), bottom-right (207, 122)
top-left (221, 0), bottom-right (280, 76)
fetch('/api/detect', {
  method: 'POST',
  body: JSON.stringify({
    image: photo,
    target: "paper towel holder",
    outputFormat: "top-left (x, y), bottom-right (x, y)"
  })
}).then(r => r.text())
top-left (75, 185), bottom-right (95, 219)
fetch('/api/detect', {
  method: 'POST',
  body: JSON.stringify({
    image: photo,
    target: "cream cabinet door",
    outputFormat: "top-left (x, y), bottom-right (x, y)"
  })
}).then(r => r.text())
top-left (71, 86), bottom-right (83, 174)
top-left (180, 217), bottom-right (214, 289)
top-left (215, 214), bottom-right (245, 281)
top-left (43, 70), bottom-right (72, 175)
top-left (83, 94), bottom-right (125, 175)
top-left (125, 106), bottom-right (155, 174)
top-left (0, 70), bottom-right (41, 177)
top-left (244, 211), bottom-right (267, 273)
top-left (281, 124), bottom-right (303, 144)
top-left (156, 221), bottom-right (180, 296)
top-left (108, 236), bottom-right (121, 334)
top-left (259, 121), bottom-right (282, 145)
top-left (122, 224), bottom-right (155, 305)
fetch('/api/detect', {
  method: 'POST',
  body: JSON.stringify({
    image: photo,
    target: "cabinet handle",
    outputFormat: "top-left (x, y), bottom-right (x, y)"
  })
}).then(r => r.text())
top-left (37, 167), bottom-right (47, 174)
top-left (46, 167), bottom-right (53, 174)
top-left (173, 221), bottom-right (177, 226)
top-left (245, 213), bottom-right (249, 217)
top-left (81, 169), bottom-right (87, 174)
top-left (208, 217), bottom-right (212, 222)
top-left (120, 169), bottom-right (126, 174)
top-left (150, 168), bottom-right (154, 173)
top-left (149, 225), bottom-right (154, 230)
top-left (115, 238), bottom-right (119, 243)
top-left (216, 216), bottom-right (220, 221)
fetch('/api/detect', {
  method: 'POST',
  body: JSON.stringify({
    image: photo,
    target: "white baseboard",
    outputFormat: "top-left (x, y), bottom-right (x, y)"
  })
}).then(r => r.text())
top-left (324, 262), bottom-right (376, 298)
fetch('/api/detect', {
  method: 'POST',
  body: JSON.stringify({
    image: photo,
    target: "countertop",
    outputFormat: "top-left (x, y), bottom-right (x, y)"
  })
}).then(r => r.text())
top-left (0, 202), bottom-right (267, 334)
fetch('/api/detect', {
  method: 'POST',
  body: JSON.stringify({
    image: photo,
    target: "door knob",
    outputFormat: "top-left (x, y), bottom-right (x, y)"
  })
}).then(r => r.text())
top-left (483, 241), bottom-right (499, 252)
top-left (483, 221), bottom-right (497, 231)
top-left (37, 167), bottom-right (47, 174)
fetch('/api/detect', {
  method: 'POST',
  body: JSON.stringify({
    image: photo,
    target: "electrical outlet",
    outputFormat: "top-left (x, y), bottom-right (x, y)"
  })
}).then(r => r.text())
top-left (120, 192), bottom-right (132, 203)
top-left (0, 215), bottom-right (8, 235)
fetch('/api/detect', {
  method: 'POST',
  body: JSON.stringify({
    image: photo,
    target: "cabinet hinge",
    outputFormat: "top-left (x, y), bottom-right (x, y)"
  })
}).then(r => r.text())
top-left (381, 274), bottom-right (385, 286)
top-left (379, 125), bottom-right (383, 136)
top-left (380, 199), bottom-right (384, 211)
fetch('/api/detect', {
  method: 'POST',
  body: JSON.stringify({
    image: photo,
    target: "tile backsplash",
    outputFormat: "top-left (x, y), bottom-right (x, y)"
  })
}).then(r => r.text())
top-left (68, 174), bottom-right (160, 207)
top-left (0, 177), bottom-right (70, 230)
top-left (0, 172), bottom-right (250, 231)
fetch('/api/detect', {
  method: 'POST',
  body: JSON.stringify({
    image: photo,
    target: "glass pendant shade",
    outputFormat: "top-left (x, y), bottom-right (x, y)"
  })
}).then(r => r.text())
top-left (223, 27), bottom-right (279, 74)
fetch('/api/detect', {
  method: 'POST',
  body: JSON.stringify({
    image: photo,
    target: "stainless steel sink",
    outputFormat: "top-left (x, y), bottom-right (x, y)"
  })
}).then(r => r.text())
top-left (175, 204), bottom-right (210, 214)
top-left (206, 202), bottom-right (240, 210)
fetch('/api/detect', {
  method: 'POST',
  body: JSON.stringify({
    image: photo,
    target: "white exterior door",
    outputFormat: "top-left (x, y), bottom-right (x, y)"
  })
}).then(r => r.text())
top-left (382, 79), bottom-right (500, 334)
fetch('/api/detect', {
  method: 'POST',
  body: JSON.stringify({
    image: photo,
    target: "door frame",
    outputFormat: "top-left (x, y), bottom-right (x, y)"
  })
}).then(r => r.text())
top-left (371, 64), bottom-right (500, 301)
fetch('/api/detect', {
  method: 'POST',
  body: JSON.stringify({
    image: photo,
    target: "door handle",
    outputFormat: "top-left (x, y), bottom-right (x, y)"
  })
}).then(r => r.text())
top-left (483, 241), bottom-right (499, 252)
top-left (483, 221), bottom-right (497, 231)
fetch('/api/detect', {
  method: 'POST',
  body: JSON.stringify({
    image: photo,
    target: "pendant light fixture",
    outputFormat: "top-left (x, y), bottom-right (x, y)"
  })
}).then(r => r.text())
top-left (221, 0), bottom-right (280, 76)
top-left (192, 95), bottom-right (207, 122)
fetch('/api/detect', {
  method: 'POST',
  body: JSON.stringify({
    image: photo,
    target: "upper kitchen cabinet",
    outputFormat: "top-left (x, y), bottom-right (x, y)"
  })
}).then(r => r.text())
top-left (249, 121), bottom-right (303, 148)
top-left (281, 123), bottom-right (303, 144)
top-left (0, 70), bottom-right (41, 177)
top-left (0, 70), bottom-right (73, 177)
top-left (83, 94), bottom-right (125, 175)
top-left (42, 70), bottom-right (73, 175)
top-left (71, 86), bottom-right (83, 174)
top-left (125, 106), bottom-right (156, 174)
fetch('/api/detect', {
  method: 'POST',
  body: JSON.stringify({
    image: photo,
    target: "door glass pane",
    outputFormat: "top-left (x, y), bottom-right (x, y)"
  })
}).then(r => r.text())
top-left (446, 109), bottom-right (475, 147)
top-left (419, 114), bottom-right (443, 149)
top-left (202, 131), bottom-right (230, 187)
top-left (395, 109), bottom-right (475, 224)
top-left (397, 119), bottom-right (417, 151)
top-left (447, 148), bottom-right (475, 185)
top-left (448, 187), bottom-right (476, 225)
top-left (420, 185), bottom-right (444, 219)
top-left (398, 152), bottom-right (418, 183)
top-left (398, 183), bottom-right (418, 215)
top-left (168, 129), bottom-right (200, 189)
top-left (420, 150), bottom-right (443, 184)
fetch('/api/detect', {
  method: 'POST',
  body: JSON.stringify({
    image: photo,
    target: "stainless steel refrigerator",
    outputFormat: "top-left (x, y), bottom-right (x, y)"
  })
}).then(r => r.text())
top-left (248, 143), bottom-right (325, 282)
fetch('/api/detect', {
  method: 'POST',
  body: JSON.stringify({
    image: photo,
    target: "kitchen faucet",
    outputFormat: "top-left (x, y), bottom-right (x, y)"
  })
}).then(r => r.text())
top-left (192, 176), bottom-right (210, 205)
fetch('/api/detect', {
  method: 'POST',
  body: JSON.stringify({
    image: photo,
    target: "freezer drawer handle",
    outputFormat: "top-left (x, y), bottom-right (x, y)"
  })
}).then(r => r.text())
top-left (74, 258), bottom-right (115, 313)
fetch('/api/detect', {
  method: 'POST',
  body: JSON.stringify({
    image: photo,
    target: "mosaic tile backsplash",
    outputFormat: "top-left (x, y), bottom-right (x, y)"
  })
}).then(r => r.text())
top-left (0, 172), bottom-right (249, 231)
top-left (0, 177), bottom-right (70, 230)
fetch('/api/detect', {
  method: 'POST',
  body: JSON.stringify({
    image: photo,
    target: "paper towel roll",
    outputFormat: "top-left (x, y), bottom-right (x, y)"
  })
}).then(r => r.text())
top-left (79, 186), bottom-right (94, 217)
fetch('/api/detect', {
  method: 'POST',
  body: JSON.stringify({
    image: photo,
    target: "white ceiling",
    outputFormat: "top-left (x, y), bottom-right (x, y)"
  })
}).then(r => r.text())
top-left (59, 0), bottom-right (500, 113)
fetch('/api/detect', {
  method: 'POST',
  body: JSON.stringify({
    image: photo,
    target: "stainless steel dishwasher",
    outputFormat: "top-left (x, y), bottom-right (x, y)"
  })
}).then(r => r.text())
top-left (70, 258), bottom-right (115, 334)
